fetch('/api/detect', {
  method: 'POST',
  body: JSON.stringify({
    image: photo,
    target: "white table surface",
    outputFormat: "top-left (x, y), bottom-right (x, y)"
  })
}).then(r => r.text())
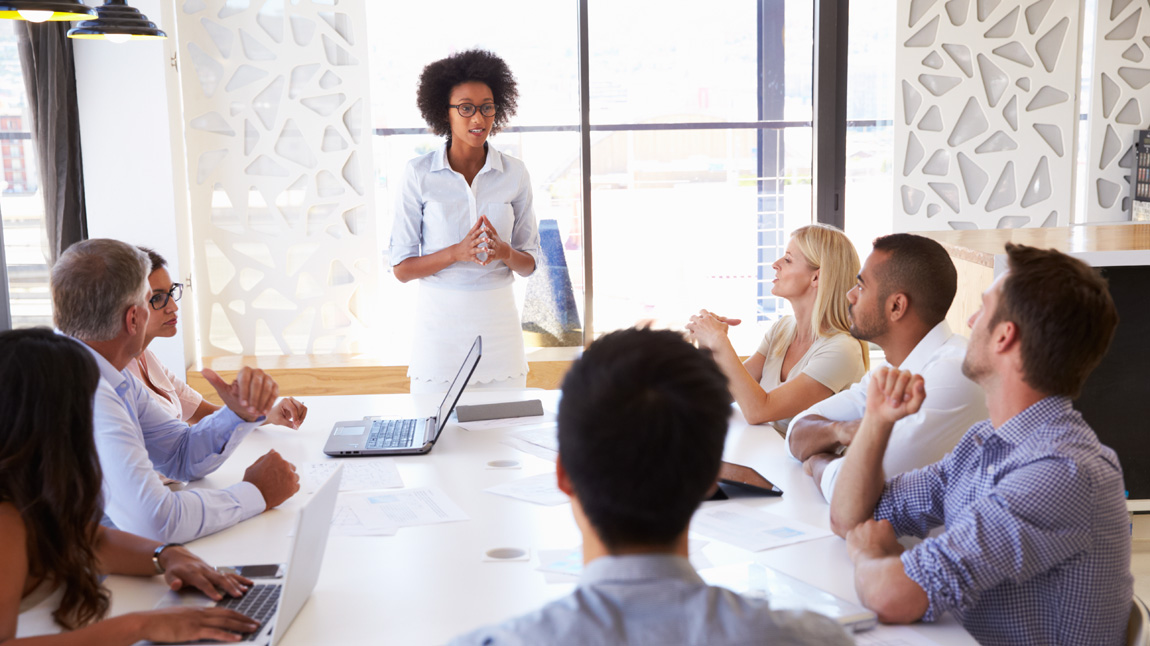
top-left (29, 390), bottom-right (990, 645)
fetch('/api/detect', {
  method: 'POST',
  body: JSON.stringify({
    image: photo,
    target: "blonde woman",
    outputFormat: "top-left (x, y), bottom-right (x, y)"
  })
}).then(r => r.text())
top-left (687, 224), bottom-right (868, 432)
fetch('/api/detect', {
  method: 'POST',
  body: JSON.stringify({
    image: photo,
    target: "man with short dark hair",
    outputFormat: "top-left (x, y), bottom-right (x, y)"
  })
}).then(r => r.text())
top-left (52, 239), bottom-right (301, 544)
top-left (452, 328), bottom-right (852, 645)
top-left (787, 233), bottom-right (986, 500)
top-left (830, 244), bottom-right (1133, 646)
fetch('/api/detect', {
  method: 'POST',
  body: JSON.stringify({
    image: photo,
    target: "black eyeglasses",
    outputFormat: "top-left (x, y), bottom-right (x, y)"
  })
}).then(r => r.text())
top-left (447, 103), bottom-right (497, 118)
top-left (148, 283), bottom-right (183, 310)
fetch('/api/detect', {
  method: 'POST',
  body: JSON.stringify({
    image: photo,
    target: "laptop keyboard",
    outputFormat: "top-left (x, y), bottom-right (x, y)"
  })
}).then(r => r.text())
top-left (365, 418), bottom-right (417, 449)
top-left (215, 584), bottom-right (281, 641)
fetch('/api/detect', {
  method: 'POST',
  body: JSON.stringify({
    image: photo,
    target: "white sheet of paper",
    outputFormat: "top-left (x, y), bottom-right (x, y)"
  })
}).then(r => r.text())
top-left (301, 460), bottom-right (403, 493)
top-left (499, 425), bottom-right (559, 461)
top-left (342, 488), bottom-right (469, 527)
top-left (329, 502), bottom-right (397, 536)
top-left (485, 472), bottom-right (568, 506)
top-left (456, 414), bottom-right (555, 432)
top-left (690, 502), bottom-right (833, 552)
top-left (853, 625), bottom-right (945, 646)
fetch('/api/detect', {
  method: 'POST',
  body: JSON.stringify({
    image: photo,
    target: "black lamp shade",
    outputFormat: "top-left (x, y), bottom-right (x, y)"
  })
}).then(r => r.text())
top-left (67, 0), bottom-right (166, 40)
top-left (0, 0), bottom-right (96, 21)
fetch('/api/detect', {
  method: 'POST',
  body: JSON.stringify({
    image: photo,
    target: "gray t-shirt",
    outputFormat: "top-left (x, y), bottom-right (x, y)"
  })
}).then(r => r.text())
top-left (450, 555), bottom-right (854, 646)
top-left (756, 318), bottom-right (866, 433)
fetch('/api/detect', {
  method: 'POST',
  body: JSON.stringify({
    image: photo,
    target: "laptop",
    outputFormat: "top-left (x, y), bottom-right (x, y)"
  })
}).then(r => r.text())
top-left (323, 336), bottom-right (482, 457)
top-left (698, 561), bottom-right (877, 633)
top-left (151, 465), bottom-right (343, 645)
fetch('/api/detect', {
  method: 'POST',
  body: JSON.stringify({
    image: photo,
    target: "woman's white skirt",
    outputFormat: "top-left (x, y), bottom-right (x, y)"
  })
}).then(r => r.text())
top-left (409, 282), bottom-right (528, 387)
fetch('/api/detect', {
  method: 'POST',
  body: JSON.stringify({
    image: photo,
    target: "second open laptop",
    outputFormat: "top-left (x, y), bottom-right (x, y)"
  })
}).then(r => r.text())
top-left (323, 335), bottom-right (483, 457)
top-left (151, 464), bottom-right (343, 645)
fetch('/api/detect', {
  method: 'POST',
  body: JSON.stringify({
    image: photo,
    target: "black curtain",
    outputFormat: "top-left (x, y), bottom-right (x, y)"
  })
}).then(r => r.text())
top-left (16, 20), bottom-right (87, 265)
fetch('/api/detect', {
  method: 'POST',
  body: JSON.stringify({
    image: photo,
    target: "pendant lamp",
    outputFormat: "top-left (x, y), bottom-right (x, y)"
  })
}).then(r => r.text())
top-left (67, 0), bottom-right (165, 42)
top-left (0, 0), bottom-right (95, 22)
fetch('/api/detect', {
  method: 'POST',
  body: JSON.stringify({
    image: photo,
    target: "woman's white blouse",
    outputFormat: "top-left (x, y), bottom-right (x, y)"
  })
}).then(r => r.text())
top-left (389, 143), bottom-right (541, 290)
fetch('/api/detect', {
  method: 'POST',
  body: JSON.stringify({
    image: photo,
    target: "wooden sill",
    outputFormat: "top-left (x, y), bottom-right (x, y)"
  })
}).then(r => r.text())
top-left (185, 354), bottom-right (575, 404)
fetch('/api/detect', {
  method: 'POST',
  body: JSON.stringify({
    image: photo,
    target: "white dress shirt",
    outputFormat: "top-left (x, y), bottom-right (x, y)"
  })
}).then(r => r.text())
top-left (786, 321), bottom-right (988, 501)
top-left (389, 142), bottom-right (541, 290)
top-left (84, 343), bottom-right (266, 543)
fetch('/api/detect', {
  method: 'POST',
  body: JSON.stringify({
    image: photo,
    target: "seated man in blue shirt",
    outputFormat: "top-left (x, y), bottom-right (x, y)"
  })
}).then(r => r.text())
top-left (51, 239), bottom-right (301, 544)
top-left (453, 327), bottom-right (852, 646)
top-left (830, 243), bottom-right (1133, 646)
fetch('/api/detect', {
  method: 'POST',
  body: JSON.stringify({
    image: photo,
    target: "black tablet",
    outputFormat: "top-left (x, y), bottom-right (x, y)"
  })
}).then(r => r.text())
top-left (718, 461), bottom-right (783, 496)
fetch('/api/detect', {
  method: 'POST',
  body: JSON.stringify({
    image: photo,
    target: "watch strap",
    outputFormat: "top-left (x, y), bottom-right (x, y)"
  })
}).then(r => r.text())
top-left (152, 542), bottom-right (182, 575)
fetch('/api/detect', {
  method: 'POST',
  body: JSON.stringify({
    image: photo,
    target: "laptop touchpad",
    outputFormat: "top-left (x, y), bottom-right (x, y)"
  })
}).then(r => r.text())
top-left (155, 588), bottom-right (216, 610)
top-left (332, 421), bottom-right (368, 436)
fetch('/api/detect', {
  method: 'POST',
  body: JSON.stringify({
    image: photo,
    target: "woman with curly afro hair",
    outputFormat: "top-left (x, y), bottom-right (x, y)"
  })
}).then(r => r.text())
top-left (389, 49), bottom-right (541, 393)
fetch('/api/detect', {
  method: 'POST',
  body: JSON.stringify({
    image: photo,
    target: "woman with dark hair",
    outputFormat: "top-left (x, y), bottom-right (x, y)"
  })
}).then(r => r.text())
top-left (126, 247), bottom-right (307, 427)
top-left (389, 49), bottom-right (541, 393)
top-left (0, 328), bottom-right (259, 644)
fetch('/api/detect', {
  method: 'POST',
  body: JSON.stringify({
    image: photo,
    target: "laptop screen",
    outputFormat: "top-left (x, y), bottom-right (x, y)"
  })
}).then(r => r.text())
top-left (434, 336), bottom-right (483, 438)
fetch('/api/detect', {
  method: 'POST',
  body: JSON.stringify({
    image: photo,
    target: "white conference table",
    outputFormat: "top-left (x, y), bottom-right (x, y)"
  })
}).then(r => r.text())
top-left (91, 390), bottom-right (977, 645)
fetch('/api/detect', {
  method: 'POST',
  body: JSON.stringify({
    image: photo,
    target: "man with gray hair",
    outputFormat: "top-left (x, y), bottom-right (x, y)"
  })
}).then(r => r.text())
top-left (52, 238), bottom-right (301, 543)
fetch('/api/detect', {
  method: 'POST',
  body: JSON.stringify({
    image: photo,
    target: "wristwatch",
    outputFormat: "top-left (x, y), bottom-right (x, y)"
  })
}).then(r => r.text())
top-left (152, 543), bottom-right (182, 574)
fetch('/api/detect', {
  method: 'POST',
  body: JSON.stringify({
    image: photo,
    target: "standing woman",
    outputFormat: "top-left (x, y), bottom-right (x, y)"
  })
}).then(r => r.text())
top-left (390, 49), bottom-right (541, 393)
top-left (687, 224), bottom-right (868, 433)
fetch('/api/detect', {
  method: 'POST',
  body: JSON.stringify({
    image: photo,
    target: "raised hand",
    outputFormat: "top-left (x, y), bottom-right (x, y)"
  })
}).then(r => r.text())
top-left (864, 366), bottom-right (926, 426)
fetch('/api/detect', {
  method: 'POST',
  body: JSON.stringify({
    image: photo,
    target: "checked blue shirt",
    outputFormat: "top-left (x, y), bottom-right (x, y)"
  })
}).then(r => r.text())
top-left (875, 396), bottom-right (1132, 646)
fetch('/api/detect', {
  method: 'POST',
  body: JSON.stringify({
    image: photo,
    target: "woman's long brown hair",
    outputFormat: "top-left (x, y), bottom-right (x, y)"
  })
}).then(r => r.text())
top-left (0, 328), bottom-right (108, 629)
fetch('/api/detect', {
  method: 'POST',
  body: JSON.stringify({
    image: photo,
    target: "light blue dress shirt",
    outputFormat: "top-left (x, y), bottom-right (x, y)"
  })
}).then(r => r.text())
top-left (876, 396), bottom-right (1133, 646)
top-left (450, 554), bottom-right (854, 646)
top-left (389, 142), bottom-right (541, 290)
top-left (84, 343), bottom-right (266, 543)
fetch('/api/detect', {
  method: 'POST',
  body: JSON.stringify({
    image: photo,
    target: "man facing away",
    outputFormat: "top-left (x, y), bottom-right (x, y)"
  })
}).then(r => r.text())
top-left (787, 233), bottom-right (986, 501)
top-left (51, 239), bottom-right (300, 544)
top-left (831, 243), bottom-right (1133, 646)
top-left (452, 327), bottom-right (853, 646)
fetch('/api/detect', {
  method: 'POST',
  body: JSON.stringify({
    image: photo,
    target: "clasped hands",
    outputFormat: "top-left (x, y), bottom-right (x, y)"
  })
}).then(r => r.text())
top-left (453, 215), bottom-right (511, 266)
top-left (685, 309), bottom-right (742, 351)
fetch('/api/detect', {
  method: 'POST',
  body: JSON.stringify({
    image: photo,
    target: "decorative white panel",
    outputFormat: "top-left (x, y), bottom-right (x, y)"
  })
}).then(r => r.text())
top-left (1086, 0), bottom-right (1148, 222)
top-left (895, 0), bottom-right (1080, 231)
top-left (174, 0), bottom-right (376, 356)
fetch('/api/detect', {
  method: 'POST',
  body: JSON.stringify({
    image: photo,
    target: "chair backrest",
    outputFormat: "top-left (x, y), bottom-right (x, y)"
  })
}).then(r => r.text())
top-left (1130, 595), bottom-right (1149, 646)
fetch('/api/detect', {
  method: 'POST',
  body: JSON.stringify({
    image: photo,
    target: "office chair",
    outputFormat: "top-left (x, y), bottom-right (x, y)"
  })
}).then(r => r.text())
top-left (1130, 595), bottom-right (1149, 646)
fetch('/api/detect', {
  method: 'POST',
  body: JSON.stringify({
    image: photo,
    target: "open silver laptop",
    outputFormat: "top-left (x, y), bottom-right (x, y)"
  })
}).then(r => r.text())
top-left (323, 336), bottom-right (482, 457)
top-left (699, 561), bottom-right (877, 632)
top-left (151, 465), bottom-right (343, 645)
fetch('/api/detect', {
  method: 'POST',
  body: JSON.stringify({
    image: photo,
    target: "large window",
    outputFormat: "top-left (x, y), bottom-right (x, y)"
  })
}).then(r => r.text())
top-left (367, 1), bottom-right (818, 357)
top-left (0, 21), bottom-right (48, 329)
top-left (844, 0), bottom-right (895, 261)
